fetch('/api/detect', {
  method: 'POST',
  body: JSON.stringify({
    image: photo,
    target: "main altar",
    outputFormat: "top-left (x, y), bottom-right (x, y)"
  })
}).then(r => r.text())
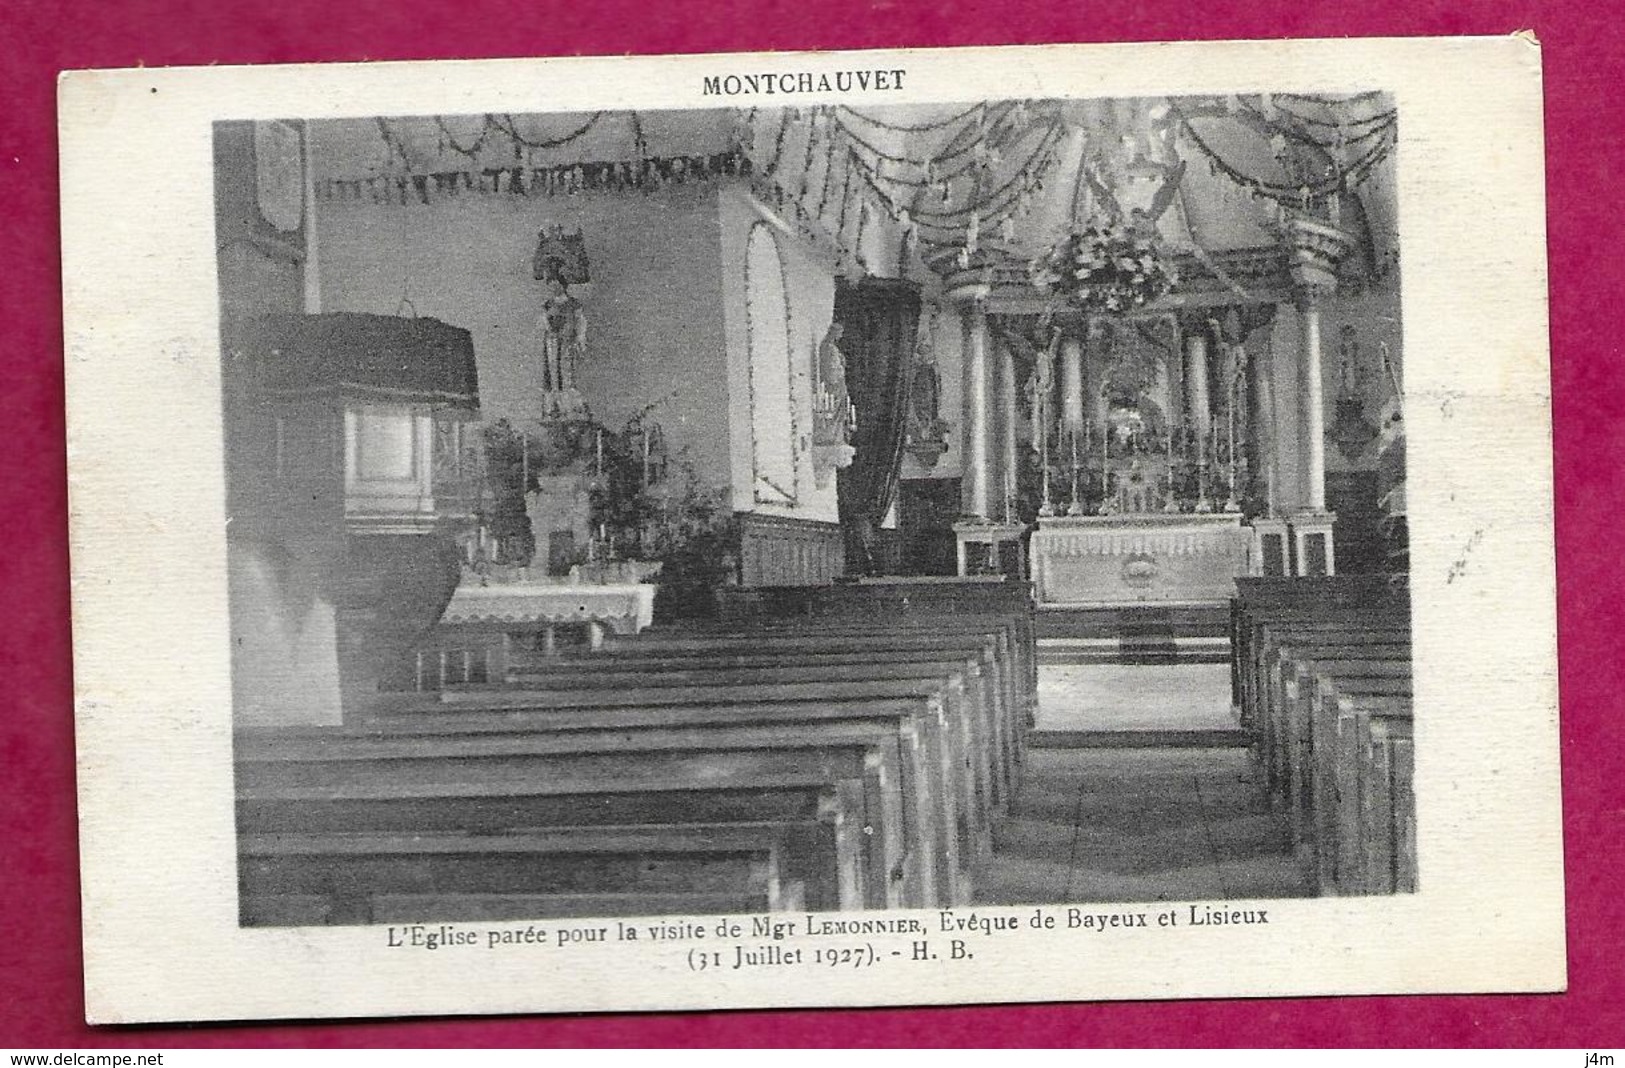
top-left (1032, 513), bottom-right (1249, 606)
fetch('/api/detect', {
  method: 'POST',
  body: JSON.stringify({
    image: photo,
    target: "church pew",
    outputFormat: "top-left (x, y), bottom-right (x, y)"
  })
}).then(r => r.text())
top-left (236, 742), bottom-right (872, 913)
top-left (1313, 687), bottom-right (1413, 896)
top-left (239, 731), bottom-right (894, 909)
top-left (1240, 616), bottom-right (1408, 757)
top-left (241, 718), bottom-right (923, 910)
top-left (1288, 664), bottom-right (1411, 852)
top-left (501, 649), bottom-right (1009, 813)
top-left (239, 825), bottom-right (803, 926)
top-left (1358, 708), bottom-right (1416, 894)
top-left (258, 581), bottom-right (1030, 920)
top-left (717, 577), bottom-right (1036, 693)
top-left (1231, 576), bottom-right (1409, 713)
top-left (1242, 628), bottom-right (1410, 855)
top-left (1252, 647), bottom-right (1413, 895)
top-left (592, 630), bottom-right (1021, 808)
top-left (735, 617), bottom-right (1032, 773)
top-left (708, 589), bottom-right (1037, 736)
top-left (1229, 581), bottom-right (1416, 899)
top-left (351, 693), bottom-right (965, 906)
top-left (431, 676), bottom-right (998, 862)
top-left (1241, 621), bottom-right (1409, 788)
top-left (1239, 612), bottom-right (1410, 731)
top-left (1261, 636), bottom-right (1412, 812)
top-left (718, 613), bottom-right (1034, 732)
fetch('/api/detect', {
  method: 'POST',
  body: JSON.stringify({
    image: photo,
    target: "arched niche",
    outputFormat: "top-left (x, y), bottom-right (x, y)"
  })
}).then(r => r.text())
top-left (744, 223), bottom-right (800, 506)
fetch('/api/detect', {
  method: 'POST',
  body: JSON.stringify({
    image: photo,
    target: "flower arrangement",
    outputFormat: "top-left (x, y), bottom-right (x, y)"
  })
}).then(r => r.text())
top-left (1028, 216), bottom-right (1178, 313)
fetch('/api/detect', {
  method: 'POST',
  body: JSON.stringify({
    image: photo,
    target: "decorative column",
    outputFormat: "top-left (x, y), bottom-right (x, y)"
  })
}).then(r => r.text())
top-left (1285, 216), bottom-right (1356, 576)
top-left (959, 299), bottom-right (992, 522)
top-left (1243, 308), bottom-right (1290, 576)
top-left (1060, 332), bottom-right (1087, 514)
top-left (1299, 294), bottom-right (1328, 513)
top-left (1246, 316), bottom-right (1279, 517)
top-left (998, 332), bottom-right (1019, 523)
top-left (1059, 334), bottom-right (1085, 434)
top-left (950, 294), bottom-right (1026, 578)
top-left (1182, 320), bottom-right (1213, 510)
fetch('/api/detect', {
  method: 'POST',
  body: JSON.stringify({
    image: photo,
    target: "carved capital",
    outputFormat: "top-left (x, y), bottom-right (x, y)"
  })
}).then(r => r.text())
top-left (1285, 216), bottom-right (1357, 302)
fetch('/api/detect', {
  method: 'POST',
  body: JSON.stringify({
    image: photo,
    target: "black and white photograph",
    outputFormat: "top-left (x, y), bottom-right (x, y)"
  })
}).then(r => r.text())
top-left (221, 93), bottom-right (1414, 925)
top-left (61, 38), bottom-right (1562, 1023)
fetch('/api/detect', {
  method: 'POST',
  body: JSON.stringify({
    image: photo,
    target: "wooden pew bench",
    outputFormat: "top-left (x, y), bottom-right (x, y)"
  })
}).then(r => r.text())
top-left (1239, 612), bottom-right (1410, 730)
top-left (1289, 660), bottom-right (1411, 858)
top-left (1260, 633), bottom-right (1412, 810)
top-left (718, 578), bottom-right (1037, 696)
top-left (254, 719), bottom-right (918, 911)
top-left (1240, 621), bottom-right (1409, 793)
top-left (1312, 684), bottom-right (1413, 896)
top-left (240, 824), bottom-right (803, 926)
top-left (1356, 705), bottom-right (1415, 895)
top-left (432, 676), bottom-right (997, 867)
top-left (593, 630), bottom-right (1021, 808)
top-left (356, 693), bottom-right (966, 906)
top-left (1231, 575), bottom-right (1409, 714)
top-left (1259, 651), bottom-right (1411, 895)
top-left (505, 645), bottom-right (1012, 813)
top-left (237, 733), bottom-right (878, 916)
top-left (736, 614), bottom-right (1034, 727)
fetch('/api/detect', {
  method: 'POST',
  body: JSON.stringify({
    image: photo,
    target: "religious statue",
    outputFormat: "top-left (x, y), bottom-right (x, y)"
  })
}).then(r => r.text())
top-left (906, 356), bottom-right (941, 444)
top-left (814, 321), bottom-right (855, 446)
top-left (904, 321), bottom-right (949, 467)
top-left (532, 225), bottom-right (591, 414)
top-left (1026, 340), bottom-right (1057, 515)
top-left (811, 320), bottom-right (857, 488)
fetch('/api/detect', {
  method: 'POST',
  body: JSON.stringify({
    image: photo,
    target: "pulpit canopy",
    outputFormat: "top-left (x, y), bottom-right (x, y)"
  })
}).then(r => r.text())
top-left (234, 312), bottom-right (480, 410)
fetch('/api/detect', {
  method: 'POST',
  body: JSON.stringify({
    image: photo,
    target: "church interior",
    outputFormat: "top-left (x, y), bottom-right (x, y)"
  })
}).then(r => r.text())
top-left (219, 94), bottom-right (1413, 923)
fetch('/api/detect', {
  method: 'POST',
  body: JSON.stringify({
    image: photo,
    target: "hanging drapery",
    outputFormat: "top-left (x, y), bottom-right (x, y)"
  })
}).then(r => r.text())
top-left (834, 276), bottom-right (921, 576)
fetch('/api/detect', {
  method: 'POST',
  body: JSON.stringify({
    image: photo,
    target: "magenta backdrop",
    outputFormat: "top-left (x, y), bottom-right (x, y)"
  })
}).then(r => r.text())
top-left (3, 0), bottom-right (1620, 1048)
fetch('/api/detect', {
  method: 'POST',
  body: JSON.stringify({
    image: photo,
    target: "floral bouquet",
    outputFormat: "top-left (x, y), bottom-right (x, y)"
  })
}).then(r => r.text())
top-left (1029, 217), bottom-right (1178, 313)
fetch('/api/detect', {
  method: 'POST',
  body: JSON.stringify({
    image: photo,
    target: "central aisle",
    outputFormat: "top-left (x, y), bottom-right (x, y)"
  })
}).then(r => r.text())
top-left (973, 637), bottom-right (1313, 905)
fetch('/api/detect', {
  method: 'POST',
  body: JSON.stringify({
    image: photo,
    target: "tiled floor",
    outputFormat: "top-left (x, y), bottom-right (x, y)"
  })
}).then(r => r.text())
top-left (974, 660), bottom-right (1311, 905)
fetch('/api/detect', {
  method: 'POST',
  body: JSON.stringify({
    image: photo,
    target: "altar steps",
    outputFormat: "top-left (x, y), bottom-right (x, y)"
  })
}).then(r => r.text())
top-left (1027, 728), bottom-right (1251, 749)
top-left (1037, 604), bottom-right (1230, 665)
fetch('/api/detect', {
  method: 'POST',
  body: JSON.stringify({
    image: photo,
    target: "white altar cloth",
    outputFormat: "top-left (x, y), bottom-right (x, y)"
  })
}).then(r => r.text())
top-left (442, 582), bottom-right (656, 634)
top-left (1031, 513), bottom-right (1250, 606)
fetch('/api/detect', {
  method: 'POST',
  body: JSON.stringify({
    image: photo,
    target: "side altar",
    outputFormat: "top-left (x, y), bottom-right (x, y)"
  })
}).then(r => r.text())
top-left (1031, 513), bottom-right (1250, 607)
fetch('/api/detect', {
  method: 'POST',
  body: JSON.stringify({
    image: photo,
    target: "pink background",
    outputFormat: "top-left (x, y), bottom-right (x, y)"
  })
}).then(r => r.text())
top-left (4, 1), bottom-right (1620, 1046)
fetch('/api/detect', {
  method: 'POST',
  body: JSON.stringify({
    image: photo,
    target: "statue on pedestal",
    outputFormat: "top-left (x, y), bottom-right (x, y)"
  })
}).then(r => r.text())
top-left (812, 321), bottom-right (857, 487)
top-left (533, 225), bottom-right (591, 418)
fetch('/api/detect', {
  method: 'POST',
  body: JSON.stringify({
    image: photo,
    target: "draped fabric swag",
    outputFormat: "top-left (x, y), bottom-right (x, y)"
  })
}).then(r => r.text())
top-left (834, 277), bottom-right (921, 575)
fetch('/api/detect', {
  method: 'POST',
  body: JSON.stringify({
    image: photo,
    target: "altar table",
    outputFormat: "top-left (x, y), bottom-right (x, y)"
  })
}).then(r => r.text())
top-left (443, 581), bottom-right (657, 653)
top-left (1031, 513), bottom-right (1251, 607)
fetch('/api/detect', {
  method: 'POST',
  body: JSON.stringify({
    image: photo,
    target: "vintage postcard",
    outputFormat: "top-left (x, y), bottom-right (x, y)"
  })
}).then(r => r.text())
top-left (60, 36), bottom-right (1561, 1025)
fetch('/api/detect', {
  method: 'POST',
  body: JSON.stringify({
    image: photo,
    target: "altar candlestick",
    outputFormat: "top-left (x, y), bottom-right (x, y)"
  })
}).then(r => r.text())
top-left (1099, 418), bottom-right (1109, 514)
top-left (595, 429), bottom-right (604, 473)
